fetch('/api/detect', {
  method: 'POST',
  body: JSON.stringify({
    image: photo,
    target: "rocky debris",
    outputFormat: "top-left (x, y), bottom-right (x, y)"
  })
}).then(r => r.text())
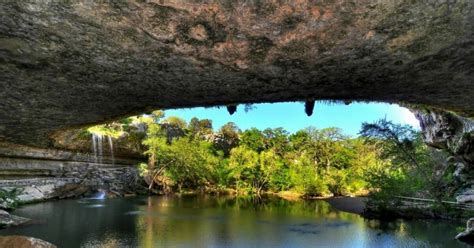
top-left (0, 1), bottom-right (473, 147)
top-left (456, 218), bottom-right (474, 244)
top-left (0, 210), bottom-right (30, 229)
top-left (0, 236), bottom-right (56, 248)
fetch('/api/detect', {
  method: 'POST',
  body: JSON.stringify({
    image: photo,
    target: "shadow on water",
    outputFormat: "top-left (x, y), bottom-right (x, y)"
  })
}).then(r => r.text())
top-left (0, 195), bottom-right (469, 248)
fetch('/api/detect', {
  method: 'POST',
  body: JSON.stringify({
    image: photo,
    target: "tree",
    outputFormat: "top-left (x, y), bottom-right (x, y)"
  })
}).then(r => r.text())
top-left (259, 150), bottom-right (286, 193)
top-left (162, 116), bottom-right (187, 129)
top-left (301, 127), bottom-right (348, 173)
top-left (159, 116), bottom-right (187, 144)
top-left (289, 130), bottom-right (311, 151)
top-left (138, 111), bottom-right (442, 201)
top-left (228, 146), bottom-right (259, 192)
top-left (262, 128), bottom-right (290, 156)
top-left (240, 128), bottom-right (266, 153)
top-left (143, 125), bottom-right (218, 192)
top-left (188, 118), bottom-right (213, 139)
top-left (212, 122), bottom-right (240, 155)
top-left (288, 153), bottom-right (328, 196)
top-left (360, 118), bottom-right (421, 168)
top-left (360, 118), bottom-right (452, 202)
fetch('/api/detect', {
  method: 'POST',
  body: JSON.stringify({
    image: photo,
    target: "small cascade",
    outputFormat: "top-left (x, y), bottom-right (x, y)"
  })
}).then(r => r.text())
top-left (97, 134), bottom-right (103, 164)
top-left (89, 190), bottom-right (106, 200)
top-left (91, 133), bottom-right (103, 164)
top-left (107, 136), bottom-right (115, 165)
top-left (91, 133), bottom-right (115, 165)
top-left (92, 135), bottom-right (98, 163)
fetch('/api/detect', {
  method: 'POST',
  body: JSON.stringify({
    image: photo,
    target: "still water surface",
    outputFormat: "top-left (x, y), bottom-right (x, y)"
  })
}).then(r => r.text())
top-left (0, 195), bottom-right (468, 248)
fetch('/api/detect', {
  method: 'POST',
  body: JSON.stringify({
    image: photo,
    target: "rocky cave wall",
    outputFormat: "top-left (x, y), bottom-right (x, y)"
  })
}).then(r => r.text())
top-left (0, 0), bottom-right (473, 214)
top-left (0, 142), bottom-right (144, 208)
top-left (414, 108), bottom-right (474, 203)
top-left (0, 0), bottom-right (473, 147)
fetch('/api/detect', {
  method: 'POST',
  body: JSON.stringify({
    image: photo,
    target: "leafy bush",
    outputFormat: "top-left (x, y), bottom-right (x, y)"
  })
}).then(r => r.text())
top-left (0, 188), bottom-right (22, 209)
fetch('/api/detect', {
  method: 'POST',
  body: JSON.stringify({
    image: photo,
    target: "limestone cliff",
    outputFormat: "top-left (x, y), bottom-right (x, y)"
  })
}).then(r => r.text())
top-left (414, 108), bottom-right (474, 203)
top-left (0, 0), bottom-right (473, 147)
top-left (0, 142), bottom-right (144, 208)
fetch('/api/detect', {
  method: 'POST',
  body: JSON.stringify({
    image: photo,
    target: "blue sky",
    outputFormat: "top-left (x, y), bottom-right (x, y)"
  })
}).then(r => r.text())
top-left (165, 102), bottom-right (420, 137)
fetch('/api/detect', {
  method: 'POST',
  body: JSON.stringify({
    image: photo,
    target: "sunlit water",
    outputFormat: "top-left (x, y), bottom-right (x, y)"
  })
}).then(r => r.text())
top-left (0, 195), bottom-right (468, 248)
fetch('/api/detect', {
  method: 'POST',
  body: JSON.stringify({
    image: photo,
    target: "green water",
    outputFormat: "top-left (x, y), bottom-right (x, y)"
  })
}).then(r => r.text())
top-left (0, 195), bottom-right (468, 248)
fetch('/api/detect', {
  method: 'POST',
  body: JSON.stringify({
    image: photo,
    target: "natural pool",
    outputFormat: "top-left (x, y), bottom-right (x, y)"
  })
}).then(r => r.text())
top-left (0, 195), bottom-right (468, 248)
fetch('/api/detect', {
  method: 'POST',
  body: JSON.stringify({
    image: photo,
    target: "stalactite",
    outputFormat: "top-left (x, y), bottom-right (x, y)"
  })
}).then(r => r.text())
top-left (227, 105), bottom-right (237, 115)
top-left (305, 100), bottom-right (315, 116)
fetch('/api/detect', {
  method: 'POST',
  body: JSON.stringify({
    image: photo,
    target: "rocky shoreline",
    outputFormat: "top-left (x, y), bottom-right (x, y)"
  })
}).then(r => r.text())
top-left (0, 210), bottom-right (30, 229)
top-left (0, 141), bottom-right (147, 233)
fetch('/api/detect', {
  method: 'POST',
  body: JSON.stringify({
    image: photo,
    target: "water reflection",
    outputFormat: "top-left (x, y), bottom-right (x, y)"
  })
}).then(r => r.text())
top-left (0, 195), bottom-right (468, 248)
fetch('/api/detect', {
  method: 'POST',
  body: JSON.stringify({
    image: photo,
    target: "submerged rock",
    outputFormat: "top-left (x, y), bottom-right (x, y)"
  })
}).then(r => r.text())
top-left (0, 210), bottom-right (30, 229)
top-left (0, 236), bottom-right (56, 248)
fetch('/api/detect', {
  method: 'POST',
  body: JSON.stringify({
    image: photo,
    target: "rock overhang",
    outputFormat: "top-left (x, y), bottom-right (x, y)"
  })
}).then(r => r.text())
top-left (0, 0), bottom-right (473, 147)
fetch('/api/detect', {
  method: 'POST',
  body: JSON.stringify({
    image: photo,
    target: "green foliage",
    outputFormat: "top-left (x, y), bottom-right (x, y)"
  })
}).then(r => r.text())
top-left (144, 127), bottom-right (218, 190)
top-left (213, 122), bottom-right (241, 155)
top-left (162, 116), bottom-right (187, 129)
top-left (139, 112), bottom-right (447, 203)
top-left (228, 146), bottom-right (260, 193)
top-left (0, 188), bottom-right (22, 209)
top-left (240, 128), bottom-right (266, 153)
top-left (188, 117), bottom-right (213, 139)
top-left (87, 124), bottom-right (124, 138)
top-left (288, 154), bottom-right (328, 196)
top-left (137, 162), bottom-right (149, 177)
top-left (360, 119), bottom-right (453, 208)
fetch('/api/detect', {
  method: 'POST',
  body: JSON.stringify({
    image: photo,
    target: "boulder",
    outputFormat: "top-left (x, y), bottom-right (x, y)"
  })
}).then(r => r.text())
top-left (0, 210), bottom-right (30, 229)
top-left (456, 218), bottom-right (474, 244)
top-left (0, 236), bottom-right (56, 248)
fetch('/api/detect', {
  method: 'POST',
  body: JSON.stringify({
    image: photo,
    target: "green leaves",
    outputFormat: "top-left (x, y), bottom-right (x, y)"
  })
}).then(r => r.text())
top-left (138, 111), bottom-right (444, 201)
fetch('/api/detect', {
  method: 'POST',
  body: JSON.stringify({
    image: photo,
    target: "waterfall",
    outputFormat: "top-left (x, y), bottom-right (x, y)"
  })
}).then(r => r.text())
top-left (107, 135), bottom-right (115, 165)
top-left (92, 134), bottom-right (98, 163)
top-left (89, 190), bottom-right (106, 200)
top-left (91, 133), bottom-right (103, 164)
top-left (91, 133), bottom-right (114, 165)
top-left (98, 135), bottom-right (103, 164)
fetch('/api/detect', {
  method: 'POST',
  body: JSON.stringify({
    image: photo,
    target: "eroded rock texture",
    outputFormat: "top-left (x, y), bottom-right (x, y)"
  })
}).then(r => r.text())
top-left (0, 236), bottom-right (56, 248)
top-left (0, 210), bottom-right (30, 229)
top-left (0, 0), bottom-right (473, 147)
top-left (414, 108), bottom-right (474, 203)
top-left (0, 142), bottom-right (144, 206)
